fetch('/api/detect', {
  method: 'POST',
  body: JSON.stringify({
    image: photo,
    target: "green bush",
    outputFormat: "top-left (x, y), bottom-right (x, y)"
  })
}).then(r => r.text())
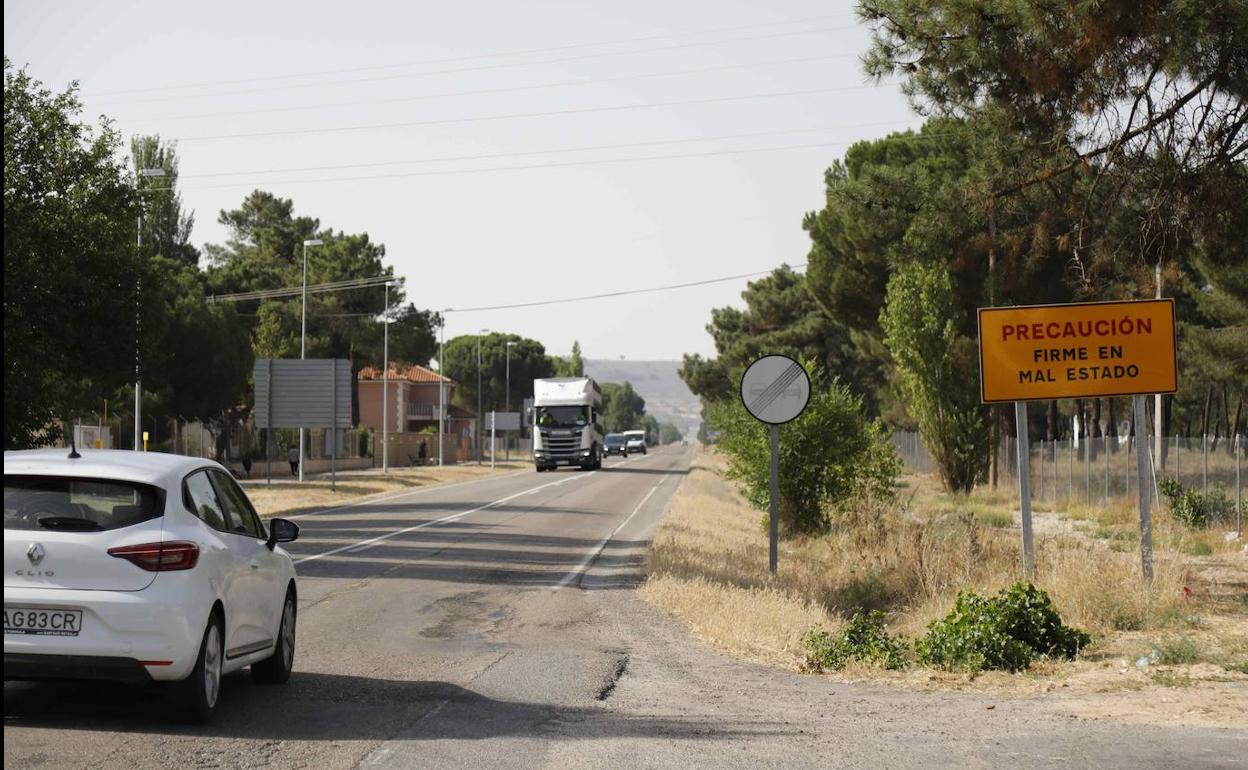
top-left (803, 611), bottom-right (909, 671)
top-left (708, 362), bottom-right (899, 535)
top-left (916, 582), bottom-right (1091, 672)
top-left (1159, 478), bottom-right (1232, 528)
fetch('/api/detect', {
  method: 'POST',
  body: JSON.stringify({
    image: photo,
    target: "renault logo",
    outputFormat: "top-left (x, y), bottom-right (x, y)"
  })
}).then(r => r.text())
top-left (27, 543), bottom-right (46, 566)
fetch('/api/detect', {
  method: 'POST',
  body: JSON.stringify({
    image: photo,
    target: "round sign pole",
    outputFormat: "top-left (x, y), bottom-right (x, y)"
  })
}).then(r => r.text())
top-left (740, 355), bottom-right (811, 575)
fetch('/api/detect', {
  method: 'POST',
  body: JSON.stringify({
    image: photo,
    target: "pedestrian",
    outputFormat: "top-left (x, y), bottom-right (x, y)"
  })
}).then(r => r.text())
top-left (418, 440), bottom-right (428, 466)
top-left (288, 445), bottom-right (299, 476)
top-left (242, 455), bottom-right (252, 479)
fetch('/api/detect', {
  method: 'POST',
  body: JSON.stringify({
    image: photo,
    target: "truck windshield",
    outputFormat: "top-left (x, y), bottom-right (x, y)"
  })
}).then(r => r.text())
top-left (536, 406), bottom-right (588, 428)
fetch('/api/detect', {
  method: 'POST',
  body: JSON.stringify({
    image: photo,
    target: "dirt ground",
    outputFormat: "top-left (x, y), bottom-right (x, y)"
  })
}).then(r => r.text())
top-left (642, 449), bottom-right (1248, 728)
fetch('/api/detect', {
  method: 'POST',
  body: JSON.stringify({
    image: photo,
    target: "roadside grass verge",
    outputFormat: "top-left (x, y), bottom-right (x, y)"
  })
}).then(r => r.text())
top-left (643, 449), bottom-right (1248, 696)
top-left (245, 463), bottom-right (526, 517)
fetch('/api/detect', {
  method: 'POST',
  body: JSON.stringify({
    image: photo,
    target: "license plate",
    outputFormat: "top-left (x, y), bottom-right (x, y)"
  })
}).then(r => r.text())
top-left (3, 607), bottom-right (83, 636)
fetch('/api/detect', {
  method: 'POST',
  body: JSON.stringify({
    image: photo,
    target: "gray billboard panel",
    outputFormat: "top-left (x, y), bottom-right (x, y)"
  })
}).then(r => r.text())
top-left (485, 411), bottom-right (521, 431)
top-left (254, 359), bottom-right (352, 429)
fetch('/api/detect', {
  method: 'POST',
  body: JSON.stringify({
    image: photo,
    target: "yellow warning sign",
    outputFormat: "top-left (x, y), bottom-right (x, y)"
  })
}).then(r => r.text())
top-left (977, 299), bottom-right (1177, 403)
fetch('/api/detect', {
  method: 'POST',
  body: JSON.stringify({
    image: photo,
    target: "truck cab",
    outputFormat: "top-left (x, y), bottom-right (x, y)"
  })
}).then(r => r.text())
top-left (532, 378), bottom-right (604, 472)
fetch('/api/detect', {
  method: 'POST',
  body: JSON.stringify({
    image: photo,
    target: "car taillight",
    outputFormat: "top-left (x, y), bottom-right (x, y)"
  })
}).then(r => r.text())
top-left (107, 541), bottom-right (199, 571)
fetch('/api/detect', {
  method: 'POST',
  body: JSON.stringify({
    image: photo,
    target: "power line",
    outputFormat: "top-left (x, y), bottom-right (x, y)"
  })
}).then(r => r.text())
top-left (178, 123), bottom-right (882, 179)
top-left (157, 134), bottom-right (910, 191)
top-left (208, 275), bottom-right (399, 303)
top-left (444, 264), bottom-right (808, 314)
top-left (134, 54), bottom-right (864, 123)
top-left (96, 26), bottom-right (855, 106)
top-left (86, 14), bottom-right (853, 98)
top-left (179, 87), bottom-right (893, 142)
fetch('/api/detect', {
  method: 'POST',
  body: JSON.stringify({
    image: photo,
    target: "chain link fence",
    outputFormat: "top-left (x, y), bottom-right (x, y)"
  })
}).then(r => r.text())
top-left (893, 430), bottom-right (1244, 531)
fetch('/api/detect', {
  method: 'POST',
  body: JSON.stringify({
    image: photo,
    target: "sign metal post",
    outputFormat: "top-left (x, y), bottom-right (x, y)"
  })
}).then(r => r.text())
top-left (739, 355), bottom-right (811, 575)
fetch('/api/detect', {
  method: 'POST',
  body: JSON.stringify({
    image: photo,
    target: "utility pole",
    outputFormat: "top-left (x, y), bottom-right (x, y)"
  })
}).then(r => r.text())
top-left (438, 312), bottom-right (449, 466)
top-left (505, 340), bottom-right (516, 461)
top-left (133, 166), bottom-right (166, 451)
top-left (1155, 262), bottom-right (1164, 471)
top-left (477, 330), bottom-right (488, 464)
top-left (382, 281), bottom-right (390, 473)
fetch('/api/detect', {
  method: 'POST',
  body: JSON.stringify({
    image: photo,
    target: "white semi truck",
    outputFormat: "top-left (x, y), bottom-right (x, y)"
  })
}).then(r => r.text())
top-left (532, 377), bottom-right (604, 471)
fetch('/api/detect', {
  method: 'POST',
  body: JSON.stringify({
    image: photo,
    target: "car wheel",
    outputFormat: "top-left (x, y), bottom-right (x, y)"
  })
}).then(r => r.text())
top-left (172, 613), bottom-right (224, 724)
top-left (252, 588), bottom-right (296, 684)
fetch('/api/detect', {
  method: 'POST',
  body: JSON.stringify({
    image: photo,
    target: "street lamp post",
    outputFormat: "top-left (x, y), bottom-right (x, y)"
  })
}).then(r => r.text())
top-left (133, 167), bottom-right (166, 451)
top-left (438, 311), bottom-right (452, 467)
top-left (505, 341), bottom-right (517, 461)
top-left (381, 281), bottom-right (392, 473)
top-left (299, 238), bottom-right (324, 481)
top-left (477, 329), bottom-right (489, 465)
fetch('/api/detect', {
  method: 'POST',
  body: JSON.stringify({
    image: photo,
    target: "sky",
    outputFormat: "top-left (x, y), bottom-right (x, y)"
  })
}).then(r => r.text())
top-left (4, 0), bottom-right (921, 361)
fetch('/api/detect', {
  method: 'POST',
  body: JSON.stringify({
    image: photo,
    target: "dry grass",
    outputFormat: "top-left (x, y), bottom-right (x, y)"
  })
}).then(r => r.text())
top-left (244, 463), bottom-right (526, 518)
top-left (643, 448), bottom-right (1248, 691)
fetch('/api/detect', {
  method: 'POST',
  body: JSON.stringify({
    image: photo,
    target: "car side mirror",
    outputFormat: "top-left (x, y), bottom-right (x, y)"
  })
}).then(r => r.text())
top-left (266, 517), bottom-right (300, 550)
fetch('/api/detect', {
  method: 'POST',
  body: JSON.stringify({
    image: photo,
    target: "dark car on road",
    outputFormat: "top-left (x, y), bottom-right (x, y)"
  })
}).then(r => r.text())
top-left (603, 433), bottom-right (627, 457)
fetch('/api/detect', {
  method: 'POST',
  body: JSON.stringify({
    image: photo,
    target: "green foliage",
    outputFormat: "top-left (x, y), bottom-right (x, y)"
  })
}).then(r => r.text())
top-left (708, 361), bottom-right (900, 535)
top-left (131, 135), bottom-right (198, 267)
top-left (916, 582), bottom-right (1091, 672)
top-left (141, 256), bottom-right (252, 422)
top-left (440, 333), bottom-right (554, 413)
top-left (600, 382), bottom-right (647, 434)
top-left (553, 341), bottom-right (585, 377)
top-left (1158, 478), bottom-right (1233, 529)
top-left (679, 266), bottom-right (880, 414)
top-left (204, 190), bottom-right (433, 423)
top-left (882, 262), bottom-right (990, 492)
top-left (802, 611), bottom-right (909, 671)
top-left (659, 422), bottom-right (684, 445)
top-left (4, 60), bottom-right (140, 447)
top-left (1156, 637), bottom-right (1201, 666)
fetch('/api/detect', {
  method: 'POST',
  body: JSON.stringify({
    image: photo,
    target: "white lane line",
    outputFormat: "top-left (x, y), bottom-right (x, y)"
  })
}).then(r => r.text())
top-left (552, 475), bottom-right (667, 592)
top-left (294, 471), bottom-right (597, 565)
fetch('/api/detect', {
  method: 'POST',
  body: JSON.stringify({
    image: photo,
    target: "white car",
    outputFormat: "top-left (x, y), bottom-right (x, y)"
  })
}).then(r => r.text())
top-left (623, 431), bottom-right (647, 455)
top-left (3, 448), bottom-right (300, 723)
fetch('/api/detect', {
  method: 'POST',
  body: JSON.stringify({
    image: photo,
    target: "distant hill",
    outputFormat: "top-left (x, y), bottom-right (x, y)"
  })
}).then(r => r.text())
top-left (584, 359), bottom-right (701, 440)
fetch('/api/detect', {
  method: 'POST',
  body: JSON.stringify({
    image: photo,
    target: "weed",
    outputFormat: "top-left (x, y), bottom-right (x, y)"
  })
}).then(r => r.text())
top-left (916, 582), bottom-right (1091, 672)
top-left (831, 573), bottom-right (892, 613)
top-left (1149, 670), bottom-right (1192, 688)
top-left (1156, 637), bottom-right (1201, 665)
top-left (802, 611), bottom-right (909, 671)
top-left (1183, 541), bottom-right (1214, 556)
top-left (975, 509), bottom-right (1014, 529)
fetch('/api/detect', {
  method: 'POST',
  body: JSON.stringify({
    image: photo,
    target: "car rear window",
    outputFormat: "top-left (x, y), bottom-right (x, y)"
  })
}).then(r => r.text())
top-left (3, 476), bottom-right (164, 532)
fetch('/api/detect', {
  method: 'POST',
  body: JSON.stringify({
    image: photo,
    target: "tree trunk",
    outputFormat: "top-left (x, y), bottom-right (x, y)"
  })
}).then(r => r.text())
top-left (1047, 400), bottom-right (1059, 441)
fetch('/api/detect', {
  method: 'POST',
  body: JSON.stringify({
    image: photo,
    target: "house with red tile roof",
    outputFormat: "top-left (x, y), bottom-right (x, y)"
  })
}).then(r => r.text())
top-left (358, 363), bottom-right (476, 462)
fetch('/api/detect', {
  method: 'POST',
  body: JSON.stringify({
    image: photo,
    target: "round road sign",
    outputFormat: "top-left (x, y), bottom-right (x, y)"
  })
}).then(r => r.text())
top-left (740, 354), bottom-right (810, 425)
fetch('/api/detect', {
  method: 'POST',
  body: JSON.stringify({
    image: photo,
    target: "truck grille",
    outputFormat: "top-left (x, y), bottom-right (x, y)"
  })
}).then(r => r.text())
top-left (540, 429), bottom-right (582, 457)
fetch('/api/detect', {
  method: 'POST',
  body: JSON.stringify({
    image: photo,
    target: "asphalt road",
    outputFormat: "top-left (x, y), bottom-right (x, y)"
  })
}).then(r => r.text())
top-left (5, 447), bottom-right (1245, 769)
